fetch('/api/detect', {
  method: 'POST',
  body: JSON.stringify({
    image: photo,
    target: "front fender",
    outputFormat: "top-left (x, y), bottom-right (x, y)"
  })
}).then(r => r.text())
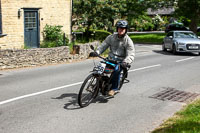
top-left (91, 71), bottom-right (101, 77)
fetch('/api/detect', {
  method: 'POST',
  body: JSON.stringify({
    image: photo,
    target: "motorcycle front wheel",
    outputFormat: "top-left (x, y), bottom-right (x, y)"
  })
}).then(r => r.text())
top-left (78, 73), bottom-right (99, 108)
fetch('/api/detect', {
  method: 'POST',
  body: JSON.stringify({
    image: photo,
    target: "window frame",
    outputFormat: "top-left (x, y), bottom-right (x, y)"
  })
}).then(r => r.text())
top-left (0, 0), bottom-right (2, 35)
top-left (0, 0), bottom-right (7, 37)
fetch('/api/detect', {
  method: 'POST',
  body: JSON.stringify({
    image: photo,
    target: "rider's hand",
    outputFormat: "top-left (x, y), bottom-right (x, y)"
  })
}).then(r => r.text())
top-left (121, 62), bottom-right (128, 68)
top-left (89, 52), bottom-right (98, 57)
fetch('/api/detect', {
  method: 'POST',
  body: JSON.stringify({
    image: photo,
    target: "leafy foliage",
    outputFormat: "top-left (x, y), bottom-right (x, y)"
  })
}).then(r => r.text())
top-left (157, 0), bottom-right (200, 32)
top-left (73, 0), bottom-right (126, 33)
top-left (174, 0), bottom-right (200, 33)
top-left (41, 25), bottom-right (69, 48)
top-left (73, 0), bottom-right (200, 38)
top-left (90, 29), bottom-right (112, 42)
top-left (74, 29), bottom-right (111, 43)
top-left (129, 15), bottom-right (154, 31)
top-left (73, 0), bottom-right (166, 33)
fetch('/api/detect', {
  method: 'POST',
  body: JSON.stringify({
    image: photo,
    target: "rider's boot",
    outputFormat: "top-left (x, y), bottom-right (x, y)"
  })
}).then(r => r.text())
top-left (108, 90), bottom-right (115, 96)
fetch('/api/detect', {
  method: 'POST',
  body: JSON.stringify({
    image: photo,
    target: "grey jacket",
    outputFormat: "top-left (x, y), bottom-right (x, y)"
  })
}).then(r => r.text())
top-left (96, 33), bottom-right (135, 64)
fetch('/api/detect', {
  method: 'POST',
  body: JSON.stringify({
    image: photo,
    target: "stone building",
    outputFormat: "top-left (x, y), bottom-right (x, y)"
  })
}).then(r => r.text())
top-left (0, 0), bottom-right (72, 49)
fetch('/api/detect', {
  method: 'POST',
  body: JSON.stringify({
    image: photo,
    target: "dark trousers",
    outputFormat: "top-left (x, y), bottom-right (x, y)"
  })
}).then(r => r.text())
top-left (111, 65), bottom-right (123, 90)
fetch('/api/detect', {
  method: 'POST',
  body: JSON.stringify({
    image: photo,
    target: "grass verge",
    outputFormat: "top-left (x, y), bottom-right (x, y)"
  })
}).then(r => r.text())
top-left (129, 33), bottom-right (166, 44)
top-left (152, 98), bottom-right (200, 133)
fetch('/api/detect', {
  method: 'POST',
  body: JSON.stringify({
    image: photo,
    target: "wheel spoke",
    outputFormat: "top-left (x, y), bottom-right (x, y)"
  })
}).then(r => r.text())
top-left (81, 93), bottom-right (93, 103)
top-left (78, 74), bottom-right (99, 107)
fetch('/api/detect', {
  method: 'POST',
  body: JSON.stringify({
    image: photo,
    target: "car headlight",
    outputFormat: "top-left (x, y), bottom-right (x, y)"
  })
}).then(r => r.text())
top-left (178, 42), bottom-right (185, 46)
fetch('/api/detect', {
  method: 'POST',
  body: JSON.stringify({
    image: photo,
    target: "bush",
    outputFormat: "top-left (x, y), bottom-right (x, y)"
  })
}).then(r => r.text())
top-left (41, 25), bottom-right (69, 48)
top-left (73, 29), bottom-right (112, 43)
top-left (130, 15), bottom-right (155, 31)
top-left (40, 41), bottom-right (58, 48)
top-left (90, 29), bottom-right (112, 42)
top-left (130, 33), bottom-right (166, 44)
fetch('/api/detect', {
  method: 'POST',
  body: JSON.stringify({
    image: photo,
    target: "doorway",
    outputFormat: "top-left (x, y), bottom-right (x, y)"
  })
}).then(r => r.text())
top-left (24, 9), bottom-right (39, 48)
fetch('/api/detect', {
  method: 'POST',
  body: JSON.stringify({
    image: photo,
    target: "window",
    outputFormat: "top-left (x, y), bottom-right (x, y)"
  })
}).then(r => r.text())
top-left (0, 0), bottom-right (2, 35)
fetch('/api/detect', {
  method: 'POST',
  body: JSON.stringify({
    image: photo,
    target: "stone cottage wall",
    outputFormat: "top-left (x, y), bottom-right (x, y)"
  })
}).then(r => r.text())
top-left (0, 0), bottom-right (71, 49)
top-left (0, 42), bottom-right (100, 70)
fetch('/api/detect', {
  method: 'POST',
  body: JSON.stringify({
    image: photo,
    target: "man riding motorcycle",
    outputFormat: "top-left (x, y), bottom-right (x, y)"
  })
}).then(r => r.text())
top-left (92, 20), bottom-right (135, 96)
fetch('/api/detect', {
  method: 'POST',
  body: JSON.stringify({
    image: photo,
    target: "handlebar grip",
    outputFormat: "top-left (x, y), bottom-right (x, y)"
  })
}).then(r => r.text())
top-left (127, 64), bottom-right (131, 68)
top-left (120, 63), bottom-right (131, 69)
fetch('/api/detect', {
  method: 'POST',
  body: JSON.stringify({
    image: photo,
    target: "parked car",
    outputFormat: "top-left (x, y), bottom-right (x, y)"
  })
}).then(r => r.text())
top-left (163, 30), bottom-right (200, 55)
top-left (165, 23), bottom-right (188, 33)
top-left (197, 27), bottom-right (200, 32)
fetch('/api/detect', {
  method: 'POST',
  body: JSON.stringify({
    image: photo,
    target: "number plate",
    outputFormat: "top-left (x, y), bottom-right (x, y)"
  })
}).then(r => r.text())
top-left (95, 63), bottom-right (106, 74)
top-left (187, 44), bottom-right (199, 50)
top-left (189, 46), bottom-right (199, 49)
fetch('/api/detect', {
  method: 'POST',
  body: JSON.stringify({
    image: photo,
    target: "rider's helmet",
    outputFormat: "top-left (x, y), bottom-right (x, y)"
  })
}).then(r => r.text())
top-left (116, 20), bottom-right (128, 34)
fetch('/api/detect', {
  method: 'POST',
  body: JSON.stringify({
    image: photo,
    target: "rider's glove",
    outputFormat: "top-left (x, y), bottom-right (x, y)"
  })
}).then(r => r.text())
top-left (121, 62), bottom-right (127, 68)
top-left (121, 62), bottom-right (131, 69)
top-left (89, 52), bottom-right (98, 57)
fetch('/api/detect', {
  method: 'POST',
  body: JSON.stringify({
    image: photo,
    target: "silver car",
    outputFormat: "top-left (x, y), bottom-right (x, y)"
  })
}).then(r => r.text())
top-left (163, 30), bottom-right (200, 55)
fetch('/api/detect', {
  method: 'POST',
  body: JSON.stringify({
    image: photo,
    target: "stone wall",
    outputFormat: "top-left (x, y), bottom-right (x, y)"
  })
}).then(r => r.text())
top-left (0, 42), bottom-right (100, 70)
top-left (0, 0), bottom-right (71, 49)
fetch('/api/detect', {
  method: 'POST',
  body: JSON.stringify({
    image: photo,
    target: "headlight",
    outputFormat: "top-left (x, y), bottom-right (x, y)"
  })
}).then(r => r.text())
top-left (178, 42), bottom-right (185, 46)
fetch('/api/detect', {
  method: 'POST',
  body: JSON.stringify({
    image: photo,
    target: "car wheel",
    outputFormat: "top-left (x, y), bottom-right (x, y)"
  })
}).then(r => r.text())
top-left (162, 43), bottom-right (167, 51)
top-left (172, 44), bottom-right (177, 55)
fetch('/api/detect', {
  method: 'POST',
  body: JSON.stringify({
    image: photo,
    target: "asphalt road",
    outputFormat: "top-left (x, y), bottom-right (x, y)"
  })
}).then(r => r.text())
top-left (0, 44), bottom-right (200, 133)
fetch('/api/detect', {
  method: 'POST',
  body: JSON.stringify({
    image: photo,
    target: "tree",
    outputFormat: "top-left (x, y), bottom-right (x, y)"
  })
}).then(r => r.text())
top-left (175, 0), bottom-right (200, 33)
top-left (73, 0), bottom-right (158, 33)
top-left (156, 0), bottom-right (200, 33)
top-left (73, 0), bottom-right (125, 34)
top-left (73, 0), bottom-right (186, 34)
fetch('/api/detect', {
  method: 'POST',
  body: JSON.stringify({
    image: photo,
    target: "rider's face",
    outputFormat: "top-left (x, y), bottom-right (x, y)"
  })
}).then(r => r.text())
top-left (118, 27), bottom-right (126, 36)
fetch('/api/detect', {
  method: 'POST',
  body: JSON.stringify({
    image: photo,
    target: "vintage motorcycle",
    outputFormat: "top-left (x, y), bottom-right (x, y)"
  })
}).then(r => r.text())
top-left (78, 46), bottom-right (130, 108)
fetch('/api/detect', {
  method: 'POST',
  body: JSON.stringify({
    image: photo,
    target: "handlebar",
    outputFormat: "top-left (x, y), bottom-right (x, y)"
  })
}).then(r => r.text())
top-left (90, 45), bottom-right (131, 68)
top-left (93, 51), bottom-right (119, 64)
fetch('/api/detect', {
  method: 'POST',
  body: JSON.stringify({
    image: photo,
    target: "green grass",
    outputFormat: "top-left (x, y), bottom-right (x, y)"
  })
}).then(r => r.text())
top-left (74, 32), bottom-right (166, 44)
top-left (129, 33), bottom-right (166, 44)
top-left (152, 99), bottom-right (200, 133)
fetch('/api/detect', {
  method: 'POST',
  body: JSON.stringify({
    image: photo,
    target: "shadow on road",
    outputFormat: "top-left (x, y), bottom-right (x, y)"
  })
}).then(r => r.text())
top-left (52, 93), bottom-right (112, 110)
top-left (52, 93), bottom-right (79, 110)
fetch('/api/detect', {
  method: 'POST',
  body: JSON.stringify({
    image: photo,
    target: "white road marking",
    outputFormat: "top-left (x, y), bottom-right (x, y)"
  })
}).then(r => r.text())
top-left (175, 57), bottom-right (195, 63)
top-left (136, 52), bottom-right (153, 56)
top-left (0, 82), bottom-right (83, 105)
top-left (0, 64), bottom-right (161, 105)
top-left (129, 64), bottom-right (161, 72)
